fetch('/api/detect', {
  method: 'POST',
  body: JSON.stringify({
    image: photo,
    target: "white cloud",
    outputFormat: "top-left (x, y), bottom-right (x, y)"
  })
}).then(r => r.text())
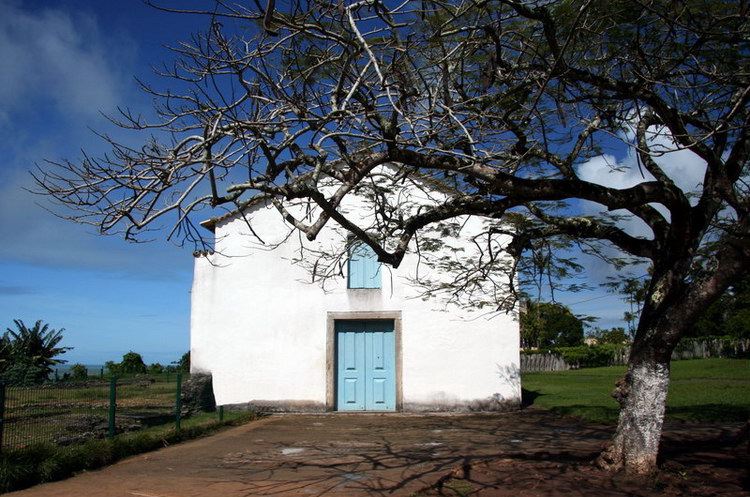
top-left (0, 168), bottom-right (192, 280)
top-left (573, 127), bottom-right (708, 283)
top-left (0, 1), bottom-right (191, 279)
top-left (577, 129), bottom-right (707, 236)
top-left (0, 0), bottom-right (131, 123)
top-left (577, 153), bottom-right (651, 189)
top-left (578, 129), bottom-right (707, 198)
top-left (577, 153), bottom-right (655, 238)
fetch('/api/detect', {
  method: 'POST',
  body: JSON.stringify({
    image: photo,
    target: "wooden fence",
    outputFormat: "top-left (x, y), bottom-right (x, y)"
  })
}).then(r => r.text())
top-left (672, 338), bottom-right (750, 360)
top-left (521, 338), bottom-right (750, 372)
top-left (520, 353), bottom-right (571, 372)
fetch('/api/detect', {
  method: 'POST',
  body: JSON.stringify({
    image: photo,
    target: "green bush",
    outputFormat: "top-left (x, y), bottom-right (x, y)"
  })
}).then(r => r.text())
top-left (520, 348), bottom-right (551, 355)
top-left (0, 412), bottom-right (258, 493)
top-left (104, 360), bottom-right (119, 375)
top-left (522, 337), bottom-right (748, 369)
top-left (148, 363), bottom-right (165, 375)
top-left (119, 352), bottom-right (147, 374)
top-left (521, 345), bottom-right (623, 368)
top-left (173, 351), bottom-right (190, 373)
top-left (556, 346), bottom-right (615, 368)
top-left (0, 359), bottom-right (49, 386)
top-left (69, 363), bottom-right (89, 380)
top-left (1, 320), bottom-right (72, 385)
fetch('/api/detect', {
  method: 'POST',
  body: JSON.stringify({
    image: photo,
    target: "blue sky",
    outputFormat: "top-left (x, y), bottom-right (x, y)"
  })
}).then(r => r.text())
top-left (0, 0), bottom-right (679, 366)
top-left (0, 0), bottom-right (215, 365)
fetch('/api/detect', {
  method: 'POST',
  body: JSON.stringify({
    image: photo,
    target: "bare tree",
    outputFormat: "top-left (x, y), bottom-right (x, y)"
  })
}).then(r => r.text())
top-left (34, 0), bottom-right (750, 474)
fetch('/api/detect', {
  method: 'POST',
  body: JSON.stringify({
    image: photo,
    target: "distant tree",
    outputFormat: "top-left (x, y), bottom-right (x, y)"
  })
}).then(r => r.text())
top-left (148, 363), bottom-right (165, 375)
top-left (69, 363), bottom-right (89, 380)
top-left (604, 277), bottom-right (649, 337)
top-left (724, 311), bottom-right (750, 340)
top-left (0, 360), bottom-right (48, 386)
top-left (1, 320), bottom-right (72, 384)
top-left (119, 351), bottom-right (147, 375)
top-left (104, 360), bottom-right (120, 376)
top-left (688, 276), bottom-right (750, 339)
top-left (588, 327), bottom-right (630, 345)
top-left (0, 334), bottom-right (11, 373)
top-left (173, 352), bottom-right (190, 373)
top-left (520, 301), bottom-right (584, 349)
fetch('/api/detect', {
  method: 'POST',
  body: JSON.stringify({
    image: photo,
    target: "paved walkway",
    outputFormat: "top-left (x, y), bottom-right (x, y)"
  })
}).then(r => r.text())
top-left (8, 410), bottom-right (615, 497)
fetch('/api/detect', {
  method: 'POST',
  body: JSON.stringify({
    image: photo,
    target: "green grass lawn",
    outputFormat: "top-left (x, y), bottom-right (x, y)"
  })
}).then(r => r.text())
top-left (4, 377), bottom-right (181, 449)
top-left (521, 358), bottom-right (750, 423)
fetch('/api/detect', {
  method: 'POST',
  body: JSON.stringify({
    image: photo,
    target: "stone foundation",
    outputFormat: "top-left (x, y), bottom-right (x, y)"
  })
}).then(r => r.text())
top-left (402, 395), bottom-right (521, 413)
top-left (223, 395), bottom-right (520, 413)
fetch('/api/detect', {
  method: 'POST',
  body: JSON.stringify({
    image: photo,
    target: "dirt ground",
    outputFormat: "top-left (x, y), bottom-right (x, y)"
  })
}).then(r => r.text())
top-left (419, 420), bottom-right (750, 497)
top-left (7, 409), bottom-right (749, 497)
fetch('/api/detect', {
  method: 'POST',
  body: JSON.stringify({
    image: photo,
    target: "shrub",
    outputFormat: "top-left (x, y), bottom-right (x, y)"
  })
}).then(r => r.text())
top-left (521, 345), bottom-right (623, 369)
top-left (1, 320), bottom-right (72, 384)
top-left (0, 412), bottom-right (258, 493)
top-left (104, 360), bottom-right (120, 375)
top-left (0, 359), bottom-right (49, 386)
top-left (556, 346), bottom-right (615, 368)
top-left (173, 352), bottom-right (190, 373)
top-left (119, 352), bottom-right (147, 374)
top-left (69, 363), bottom-right (89, 380)
top-left (148, 363), bottom-right (165, 375)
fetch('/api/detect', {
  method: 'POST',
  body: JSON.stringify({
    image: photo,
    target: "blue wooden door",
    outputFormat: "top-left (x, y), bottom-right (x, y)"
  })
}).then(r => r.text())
top-left (336, 320), bottom-right (395, 411)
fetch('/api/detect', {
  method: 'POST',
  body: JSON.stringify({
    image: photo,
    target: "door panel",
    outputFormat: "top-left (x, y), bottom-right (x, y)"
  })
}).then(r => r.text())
top-left (337, 326), bottom-right (366, 410)
top-left (336, 320), bottom-right (395, 411)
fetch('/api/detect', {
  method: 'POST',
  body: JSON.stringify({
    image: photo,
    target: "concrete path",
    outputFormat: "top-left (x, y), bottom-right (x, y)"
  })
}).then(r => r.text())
top-left (7, 410), bottom-right (614, 497)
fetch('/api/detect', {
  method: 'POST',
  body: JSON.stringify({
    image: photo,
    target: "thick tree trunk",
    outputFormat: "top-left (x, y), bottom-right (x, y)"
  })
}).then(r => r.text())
top-left (598, 356), bottom-right (671, 474)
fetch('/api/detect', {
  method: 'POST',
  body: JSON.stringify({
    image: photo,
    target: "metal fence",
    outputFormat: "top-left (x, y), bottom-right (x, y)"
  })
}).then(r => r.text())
top-left (0, 375), bottom-right (188, 451)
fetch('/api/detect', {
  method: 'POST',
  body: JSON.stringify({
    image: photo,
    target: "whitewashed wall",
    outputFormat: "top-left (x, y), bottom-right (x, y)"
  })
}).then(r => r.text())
top-left (191, 192), bottom-right (521, 411)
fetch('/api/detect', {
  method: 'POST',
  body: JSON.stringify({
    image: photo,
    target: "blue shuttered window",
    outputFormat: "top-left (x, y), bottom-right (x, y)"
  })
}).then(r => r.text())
top-left (347, 241), bottom-right (381, 289)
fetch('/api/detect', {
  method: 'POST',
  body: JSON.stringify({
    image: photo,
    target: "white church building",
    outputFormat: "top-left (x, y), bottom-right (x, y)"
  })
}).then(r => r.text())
top-left (189, 186), bottom-right (521, 412)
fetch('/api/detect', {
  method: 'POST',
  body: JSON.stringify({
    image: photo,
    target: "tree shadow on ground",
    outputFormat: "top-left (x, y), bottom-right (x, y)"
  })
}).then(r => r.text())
top-left (5, 410), bottom-right (747, 497)
top-left (664, 404), bottom-right (750, 422)
top-left (206, 410), bottom-right (617, 496)
top-left (218, 411), bottom-right (750, 497)
top-left (521, 391), bottom-right (748, 425)
top-left (544, 405), bottom-right (620, 423)
top-left (413, 416), bottom-right (750, 497)
top-left (520, 388), bottom-right (543, 407)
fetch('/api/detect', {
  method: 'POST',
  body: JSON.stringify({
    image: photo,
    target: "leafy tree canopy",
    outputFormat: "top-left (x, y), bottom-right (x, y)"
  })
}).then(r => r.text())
top-left (172, 352), bottom-right (190, 373)
top-left (520, 301), bottom-right (585, 348)
top-left (69, 363), bottom-right (89, 381)
top-left (588, 327), bottom-right (631, 345)
top-left (688, 276), bottom-right (750, 339)
top-left (0, 320), bottom-right (71, 385)
top-left (148, 363), bottom-right (165, 375)
top-left (118, 351), bottom-right (148, 375)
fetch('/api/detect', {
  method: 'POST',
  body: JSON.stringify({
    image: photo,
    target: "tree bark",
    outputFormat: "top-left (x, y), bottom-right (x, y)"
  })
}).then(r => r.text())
top-left (599, 354), bottom-right (671, 474)
top-left (600, 237), bottom-right (750, 474)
